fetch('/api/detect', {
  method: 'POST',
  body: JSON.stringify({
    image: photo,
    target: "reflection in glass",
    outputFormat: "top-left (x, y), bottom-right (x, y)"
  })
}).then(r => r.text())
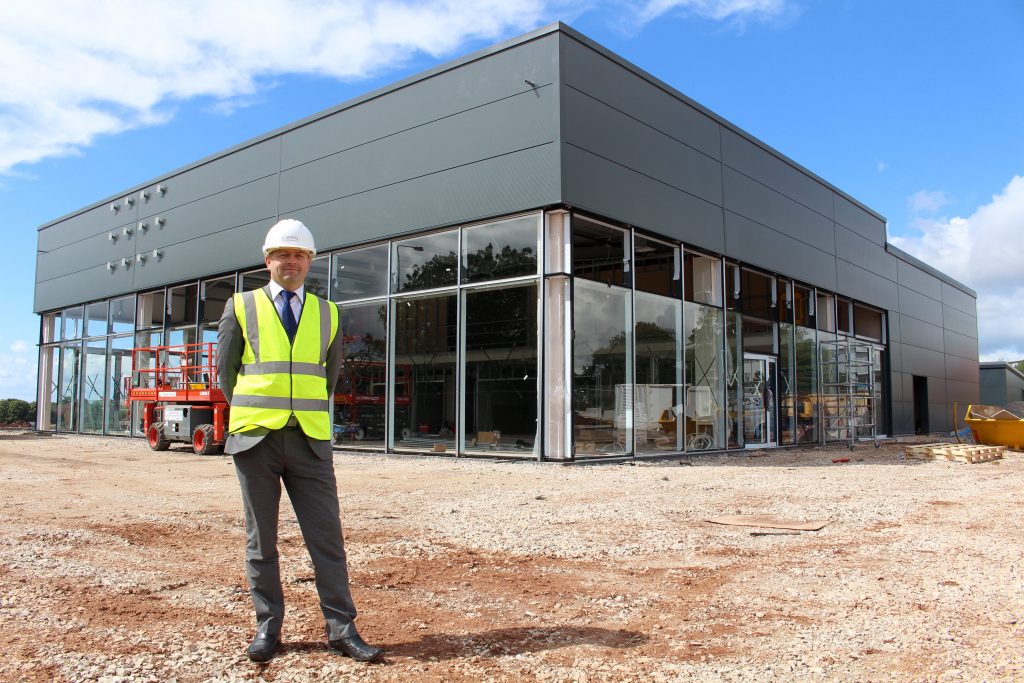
top-left (634, 291), bottom-right (683, 454)
top-left (794, 324), bottom-right (818, 443)
top-left (463, 283), bottom-right (538, 455)
top-left (462, 215), bottom-right (540, 283)
top-left (80, 338), bottom-right (106, 433)
top-left (778, 322), bottom-right (796, 445)
top-left (86, 301), bottom-right (108, 338)
top-left (572, 279), bottom-right (632, 456)
top-left (132, 331), bottom-right (162, 436)
top-left (58, 344), bottom-right (80, 431)
top-left (392, 294), bottom-right (457, 451)
top-left (168, 283), bottom-right (198, 326)
top-left (306, 255), bottom-right (330, 298)
top-left (201, 278), bottom-right (235, 324)
top-left (242, 269), bottom-right (270, 292)
top-left (106, 335), bottom-right (133, 435)
top-left (392, 231), bottom-right (458, 293)
top-left (333, 245), bottom-right (389, 301)
top-left (335, 302), bottom-right (389, 449)
top-left (684, 302), bottom-right (725, 450)
top-left (634, 236), bottom-right (680, 298)
top-left (684, 251), bottom-right (722, 306)
top-left (572, 216), bottom-right (628, 287)
top-left (62, 306), bottom-right (83, 340)
top-left (39, 346), bottom-right (59, 430)
top-left (137, 291), bottom-right (165, 329)
top-left (109, 296), bottom-right (135, 334)
top-left (726, 312), bottom-right (742, 448)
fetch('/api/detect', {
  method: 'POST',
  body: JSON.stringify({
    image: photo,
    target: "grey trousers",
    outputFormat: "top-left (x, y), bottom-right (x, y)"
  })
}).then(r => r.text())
top-left (232, 428), bottom-right (357, 639)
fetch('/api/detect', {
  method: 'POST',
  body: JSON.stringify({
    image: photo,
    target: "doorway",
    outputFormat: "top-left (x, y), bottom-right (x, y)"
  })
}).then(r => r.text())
top-left (913, 375), bottom-right (929, 434)
top-left (743, 354), bottom-right (777, 448)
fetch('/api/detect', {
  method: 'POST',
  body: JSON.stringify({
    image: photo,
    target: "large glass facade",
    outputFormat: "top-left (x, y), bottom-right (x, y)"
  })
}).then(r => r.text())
top-left (335, 302), bottom-right (389, 448)
top-left (80, 338), bottom-right (107, 433)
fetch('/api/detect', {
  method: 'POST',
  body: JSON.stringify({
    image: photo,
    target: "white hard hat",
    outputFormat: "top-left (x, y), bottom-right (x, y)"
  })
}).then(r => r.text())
top-left (263, 218), bottom-right (316, 256)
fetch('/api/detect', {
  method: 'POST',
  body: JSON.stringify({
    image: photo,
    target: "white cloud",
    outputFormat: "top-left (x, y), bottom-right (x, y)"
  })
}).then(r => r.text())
top-left (10, 340), bottom-right (28, 353)
top-left (0, 348), bottom-right (37, 401)
top-left (907, 189), bottom-right (951, 214)
top-left (633, 0), bottom-right (793, 26)
top-left (877, 161), bottom-right (887, 172)
top-left (891, 175), bottom-right (1024, 360)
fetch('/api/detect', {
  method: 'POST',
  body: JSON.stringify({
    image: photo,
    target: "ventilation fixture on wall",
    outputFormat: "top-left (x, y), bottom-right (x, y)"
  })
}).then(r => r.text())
top-left (140, 189), bottom-right (150, 202)
top-left (110, 203), bottom-right (120, 214)
top-left (122, 225), bottom-right (132, 237)
top-left (106, 261), bottom-right (114, 271)
top-left (154, 216), bottom-right (165, 227)
top-left (152, 249), bottom-right (162, 261)
top-left (157, 184), bottom-right (167, 195)
top-left (108, 231), bottom-right (117, 242)
top-left (136, 253), bottom-right (145, 264)
top-left (124, 196), bottom-right (135, 208)
top-left (138, 221), bottom-right (147, 233)
top-left (121, 258), bottom-right (130, 268)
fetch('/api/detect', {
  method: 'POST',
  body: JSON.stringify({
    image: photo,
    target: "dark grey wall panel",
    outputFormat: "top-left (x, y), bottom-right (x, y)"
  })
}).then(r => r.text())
top-left (888, 314), bottom-right (901, 343)
top-left (562, 144), bottom-right (724, 253)
top-left (38, 199), bottom-right (138, 253)
top-left (136, 141), bottom-right (280, 220)
top-left (899, 315), bottom-right (944, 353)
top-left (280, 88), bottom-right (555, 215)
top-left (560, 35), bottom-right (720, 160)
top-left (723, 211), bottom-right (836, 290)
top-left (941, 282), bottom-right (976, 315)
top-left (290, 145), bottom-right (560, 250)
top-left (898, 288), bottom-right (943, 326)
top-left (834, 195), bottom-right (885, 245)
top-left (562, 86), bottom-right (722, 206)
top-left (35, 262), bottom-right (135, 313)
top-left (721, 167), bottom-right (835, 253)
top-left (946, 378), bottom-right (979, 406)
top-left (944, 329), bottom-right (978, 360)
top-left (942, 305), bottom-right (977, 339)
top-left (900, 345), bottom-right (946, 378)
top-left (36, 220), bottom-right (138, 282)
top-left (835, 225), bottom-right (898, 281)
top-left (891, 398), bottom-right (912, 434)
top-left (721, 130), bottom-right (833, 218)
top-left (282, 34), bottom-right (558, 169)
top-left (836, 260), bottom-right (898, 310)
top-left (927, 379), bottom-right (947, 406)
top-left (889, 341), bottom-right (903, 373)
top-left (945, 354), bottom-right (979, 384)
top-left (897, 258), bottom-right (942, 299)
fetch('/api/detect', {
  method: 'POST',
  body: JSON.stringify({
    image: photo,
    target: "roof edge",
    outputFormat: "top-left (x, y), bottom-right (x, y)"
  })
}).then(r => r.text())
top-left (885, 243), bottom-right (977, 298)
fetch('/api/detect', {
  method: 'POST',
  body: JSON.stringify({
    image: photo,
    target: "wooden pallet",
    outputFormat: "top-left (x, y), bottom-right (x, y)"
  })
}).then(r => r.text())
top-left (904, 443), bottom-right (1005, 463)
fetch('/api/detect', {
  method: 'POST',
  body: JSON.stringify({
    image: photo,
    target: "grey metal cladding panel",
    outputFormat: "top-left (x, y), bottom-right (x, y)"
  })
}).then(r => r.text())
top-left (281, 34), bottom-right (558, 169)
top-left (560, 35), bottom-right (720, 160)
top-left (943, 304), bottom-right (977, 339)
top-left (888, 313), bottom-right (901, 343)
top-left (888, 341), bottom-right (902, 372)
top-left (562, 86), bottom-right (722, 206)
top-left (137, 140), bottom-right (280, 220)
top-left (900, 344), bottom-right (945, 378)
top-left (131, 219), bottom-right (271, 291)
top-left (289, 144), bottom-right (560, 250)
top-left (946, 378), bottom-right (979, 405)
top-left (899, 315), bottom-right (944, 353)
top-left (834, 225), bottom-right (898, 281)
top-left (946, 355), bottom-right (979, 385)
top-left (927, 380), bottom-right (947, 405)
top-left (720, 129), bottom-right (833, 218)
top-left (38, 200), bottom-right (138, 253)
top-left (941, 281), bottom-right (976, 315)
top-left (723, 211), bottom-right (836, 290)
top-left (896, 258), bottom-right (942, 299)
top-left (944, 329), bottom-right (978, 360)
top-left (722, 168), bottom-right (835, 253)
top-left (36, 220), bottom-right (138, 283)
top-left (135, 177), bottom-right (279, 253)
top-left (562, 144), bottom-right (724, 253)
top-left (889, 368), bottom-right (905, 401)
top-left (833, 194), bottom-right (885, 245)
top-left (34, 262), bottom-right (134, 313)
top-left (898, 286), bottom-right (942, 326)
top-left (835, 260), bottom-right (898, 310)
top-left (929, 403), bottom-right (951, 432)
top-left (279, 88), bottom-right (555, 215)
top-left (891, 400), bottom-right (912, 435)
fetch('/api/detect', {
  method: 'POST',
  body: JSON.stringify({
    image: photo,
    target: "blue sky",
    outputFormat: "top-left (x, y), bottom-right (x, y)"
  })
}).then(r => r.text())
top-left (2, 0), bottom-right (1022, 400)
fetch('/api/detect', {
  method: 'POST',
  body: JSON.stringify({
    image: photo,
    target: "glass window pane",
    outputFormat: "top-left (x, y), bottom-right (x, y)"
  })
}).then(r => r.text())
top-left (634, 291), bottom-right (683, 454)
top-left (109, 296), bottom-right (136, 334)
top-left (462, 214), bottom-right (540, 283)
top-left (572, 279), bottom-right (632, 456)
top-left (778, 322), bottom-right (796, 445)
top-left (816, 293), bottom-right (836, 332)
top-left (392, 231), bottom-right (458, 293)
top-left (333, 244), bottom-right (389, 301)
top-left (793, 285), bottom-right (812, 327)
top-left (684, 251), bottom-right (722, 306)
top-left (726, 312), bottom-right (742, 448)
top-left (137, 291), bottom-right (165, 329)
top-left (572, 216), bottom-right (628, 287)
top-left (42, 313), bottom-right (58, 344)
top-left (86, 301), bottom-right (108, 337)
top-left (463, 283), bottom-right (538, 455)
top-left (634, 236), bottom-right (680, 297)
top-left (242, 269), bottom-right (270, 292)
top-left (837, 298), bottom-right (853, 335)
top-left (854, 304), bottom-right (883, 341)
top-left (392, 294), bottom-right (458, 450)
top-left (61, 306), bottom-right (83, 340)
top-left (132, 331), bottom-right (162, 436)
top-left (106, 335), bottom-right (134, 435)
top-left (201, 277), bottom-right (235, 324)
top-left (794, 324), bottom-right (818, 443)
top-left (306, 255), bottom-right (330, 298)
top-left (80, 338), bottom-right (107, 433)
top-left (740, 269), bottom-right (775, 320)
top-left (58, 343), bottom-right (80, 431)
top-left (684, 301), bottom-right (725, 450)
top-left (39, 346), bottom-right (59, 430)
top-left (168, 283), bottom-right (198, 326)
top-left (334, 302), bottom-right (389, 449)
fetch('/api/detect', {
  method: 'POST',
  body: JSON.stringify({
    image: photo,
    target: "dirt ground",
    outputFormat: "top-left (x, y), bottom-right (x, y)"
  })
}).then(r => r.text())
top-left (1, 433), bottom-right (1022, 682)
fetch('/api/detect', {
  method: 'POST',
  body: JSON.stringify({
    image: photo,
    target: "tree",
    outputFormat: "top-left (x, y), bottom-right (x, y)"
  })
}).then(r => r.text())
top-left (0, 399), bottom-right (33, 424)
top-left (1014, 360), bottom-right (1024, 375)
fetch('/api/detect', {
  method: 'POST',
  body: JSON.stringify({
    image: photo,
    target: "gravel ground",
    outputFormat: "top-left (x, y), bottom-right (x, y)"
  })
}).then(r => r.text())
top-left (1, 432), bottom-right (1022, 682)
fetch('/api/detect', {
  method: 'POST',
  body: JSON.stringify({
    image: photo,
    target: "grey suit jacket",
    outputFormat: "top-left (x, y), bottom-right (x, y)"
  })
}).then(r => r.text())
top-left (218, 285), bottom-right (344, 459)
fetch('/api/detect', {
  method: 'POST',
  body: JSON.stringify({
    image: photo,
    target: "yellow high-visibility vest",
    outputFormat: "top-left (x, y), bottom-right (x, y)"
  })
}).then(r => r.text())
top-left (228, 288), bottom-right (339, 440)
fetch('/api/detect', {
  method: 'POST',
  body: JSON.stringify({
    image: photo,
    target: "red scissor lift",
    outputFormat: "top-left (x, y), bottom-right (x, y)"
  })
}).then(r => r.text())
top-left (126, 342), bottom-right (228, 455)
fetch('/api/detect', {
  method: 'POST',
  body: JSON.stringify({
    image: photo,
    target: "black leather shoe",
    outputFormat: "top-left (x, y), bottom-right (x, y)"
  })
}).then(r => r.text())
top-left (247, 632), bottom-right (280, 663)
top-left (328, 632), bottom-right (383, 662)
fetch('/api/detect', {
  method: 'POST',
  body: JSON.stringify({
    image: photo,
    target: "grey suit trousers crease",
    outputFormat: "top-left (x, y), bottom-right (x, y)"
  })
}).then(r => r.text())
top-left (233, 428), bottom-right (357, 640)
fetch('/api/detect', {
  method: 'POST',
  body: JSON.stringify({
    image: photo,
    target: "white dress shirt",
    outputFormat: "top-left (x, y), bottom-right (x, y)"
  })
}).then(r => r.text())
top-left (267, 281), bottom-right (304, 325)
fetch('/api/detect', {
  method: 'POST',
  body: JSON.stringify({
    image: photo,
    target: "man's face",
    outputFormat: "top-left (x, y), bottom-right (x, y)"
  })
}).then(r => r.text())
top-left (265, 247), bottom-right (312, 291)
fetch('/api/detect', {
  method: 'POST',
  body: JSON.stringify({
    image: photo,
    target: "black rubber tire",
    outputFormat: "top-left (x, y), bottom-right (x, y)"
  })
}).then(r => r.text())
top-left (192, 424), bottom-right (219, 455)
top-left (148, 422), bottom-right (170, 451)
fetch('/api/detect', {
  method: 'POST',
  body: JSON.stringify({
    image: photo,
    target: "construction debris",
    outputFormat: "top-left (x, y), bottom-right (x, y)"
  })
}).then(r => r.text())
top-left (904, 442), bottom-right (1005, 463)
top-left (707, 515), bottom-right (831, 531)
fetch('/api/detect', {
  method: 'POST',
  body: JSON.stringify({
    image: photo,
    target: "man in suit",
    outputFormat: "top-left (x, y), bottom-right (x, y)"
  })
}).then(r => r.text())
top-left (218, 218), bottom-right (382, 663)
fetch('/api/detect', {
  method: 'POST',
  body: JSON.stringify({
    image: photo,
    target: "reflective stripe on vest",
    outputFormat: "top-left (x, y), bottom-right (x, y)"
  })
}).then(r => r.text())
top-left (228, 288), bottom-right (338, 439)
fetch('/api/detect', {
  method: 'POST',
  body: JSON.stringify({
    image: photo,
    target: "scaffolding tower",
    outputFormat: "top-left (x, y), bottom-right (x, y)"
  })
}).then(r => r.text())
top-left (818, 338), bottom-right (878, 449)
